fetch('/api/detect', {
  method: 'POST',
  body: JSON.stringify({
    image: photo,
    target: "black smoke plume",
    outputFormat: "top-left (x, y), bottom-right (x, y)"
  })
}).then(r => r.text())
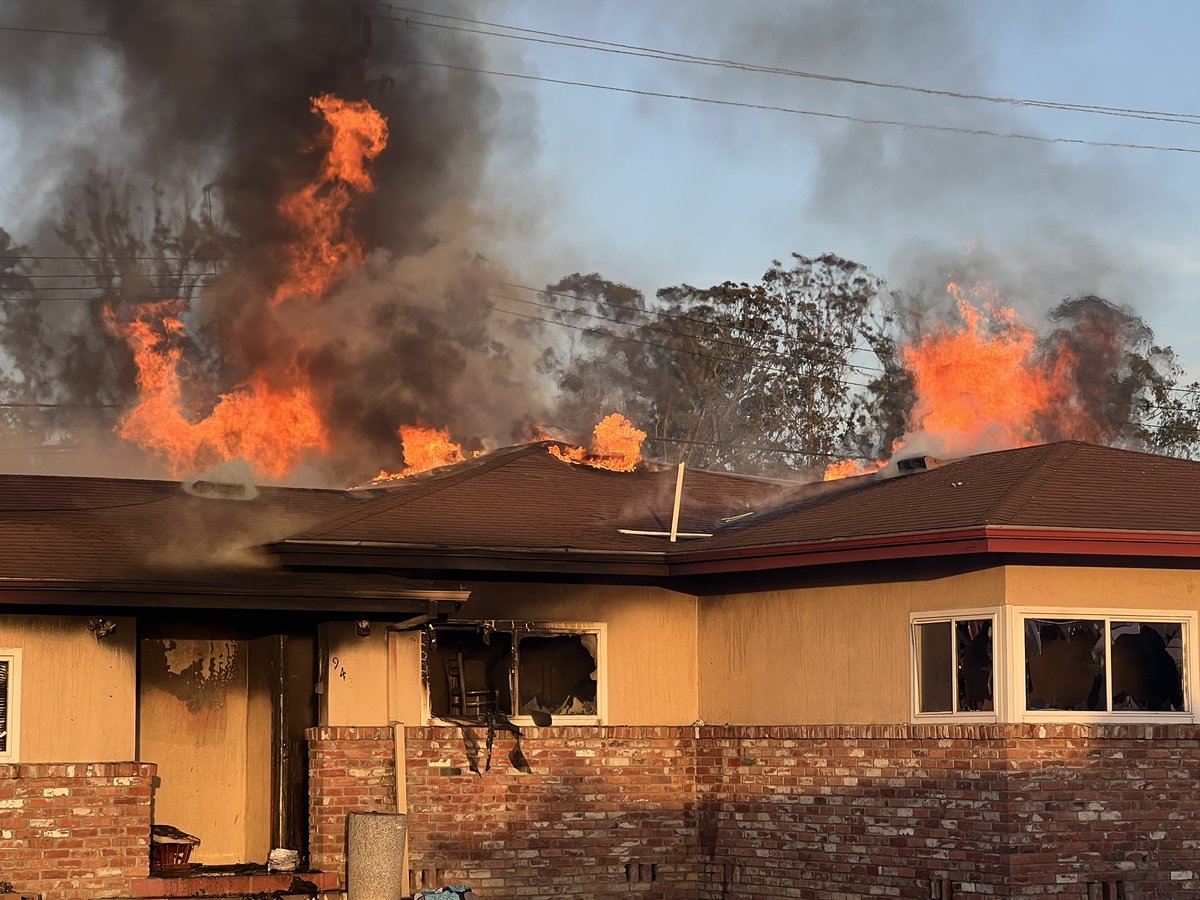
top-left (0, 0), bottom-right (548, 481)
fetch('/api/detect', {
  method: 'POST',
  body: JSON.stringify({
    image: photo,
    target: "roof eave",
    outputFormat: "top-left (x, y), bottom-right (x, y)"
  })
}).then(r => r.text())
top-left (0, 577), bottom-right (470, 613)
top-left (667, 525), bottom-right (1200, 575)
top-left (268, 539), bottom-right (672, 577)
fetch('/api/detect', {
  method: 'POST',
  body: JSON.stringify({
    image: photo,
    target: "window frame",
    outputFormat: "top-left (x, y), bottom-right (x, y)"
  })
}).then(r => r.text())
top-left (0, 648), bottom-right (22, 764)
top-left (910, 608), bottom-right (1004, 724)
top-left (1005, 606), bottom-right (1198, 724)
top-left (424, 620), bottom-right (607, 726)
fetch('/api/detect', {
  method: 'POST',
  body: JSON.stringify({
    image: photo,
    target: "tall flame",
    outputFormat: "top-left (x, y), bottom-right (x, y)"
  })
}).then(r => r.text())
top-left (373, 423), bottom-right (465, 482)
top-left (900, 283), bottom-right (1087, 457)
top-left (109, 303), bottom-right (328, 478)
top-left (823, 282), bottom-right (1092, 480)
top-left (110, 95), bottom-right (387, 479)
top-left (270, 94), bottom-right (388, 307)
top-left (549, 413), bottom-right (646, 472)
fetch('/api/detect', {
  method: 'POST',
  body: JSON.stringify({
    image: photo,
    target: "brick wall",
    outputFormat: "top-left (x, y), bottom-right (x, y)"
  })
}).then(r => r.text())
top-left (307, 724), bottom-right (1200, 898)
top-left (404, 725), bottom-right (702, 898)
top-left (0, 761), bottom-right (155, 900)
top-left (306, 725), bottom-right (398, 873)
top-left (700, 724), bottom-right (1200, 899)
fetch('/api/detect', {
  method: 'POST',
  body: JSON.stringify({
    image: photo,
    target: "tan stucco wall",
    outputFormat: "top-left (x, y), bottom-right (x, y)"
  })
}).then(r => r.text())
top-left (138, 637), bottom-right (272, 865)
top-left (322, 621), bottom-right (390, 726)
top-left (698, 567), bottom-right (1007, 724)
top-left (382, 584), bottom-right (699, 726)
top-left (1005, 565), bottom-right (1200, 610)
top-left (0, 615), bottom-right (136, 762)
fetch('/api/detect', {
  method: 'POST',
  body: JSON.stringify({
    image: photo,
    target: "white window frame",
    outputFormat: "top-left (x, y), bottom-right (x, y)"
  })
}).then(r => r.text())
top-left (0, 648), bottom-right (22, 763)
top-left (1005, 606), bottom-right (1198, 724)
top-left (425, 621), bottom-right (607, 726)
top-left (910, 608), bottom-right (1004, 724)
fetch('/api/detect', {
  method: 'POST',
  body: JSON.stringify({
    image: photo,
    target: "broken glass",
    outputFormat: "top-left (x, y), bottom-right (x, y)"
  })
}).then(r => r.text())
top-left (1025, 618), bottom-right (1105, 711)
top-left (516, 634), bottom-right (598, 717)
top-left (1111, 621), bottom-right (1185, 712)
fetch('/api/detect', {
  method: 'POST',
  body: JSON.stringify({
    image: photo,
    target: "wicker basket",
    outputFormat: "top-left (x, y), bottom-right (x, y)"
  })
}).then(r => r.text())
top-left (150, 840), bottom-right (195, 874)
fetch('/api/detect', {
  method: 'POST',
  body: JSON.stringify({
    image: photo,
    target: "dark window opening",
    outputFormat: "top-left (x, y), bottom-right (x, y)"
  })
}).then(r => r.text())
top-left (1111, 621), bottom-right (1184, 712)
top-left (517, 634), bottom-right (598, 717)
top-left (1026, 619), bottom-right (1105, 711)
top-left (915, 618), bottom-right (992, 714)
top-left (428, 626), bottom-right (599, 719)
top-left (428, 627), bottom-right (513, 719)
top-left (1026, 617), bottom-right (1186, 714)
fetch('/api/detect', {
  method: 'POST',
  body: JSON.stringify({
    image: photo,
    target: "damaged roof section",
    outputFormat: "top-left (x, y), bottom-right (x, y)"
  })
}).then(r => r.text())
top-left (0, 473), bottom-right (466, 611)
top-left (270, 442), bottom-right (801, 572)
top-left (270, 441), bottom-right (1200, 579)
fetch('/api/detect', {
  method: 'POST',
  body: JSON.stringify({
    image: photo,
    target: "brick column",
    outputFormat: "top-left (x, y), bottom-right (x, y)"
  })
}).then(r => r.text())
top-left (306, 725), bottom-right (397, 874)
top-left (0, 761), bottom-right (155, 900)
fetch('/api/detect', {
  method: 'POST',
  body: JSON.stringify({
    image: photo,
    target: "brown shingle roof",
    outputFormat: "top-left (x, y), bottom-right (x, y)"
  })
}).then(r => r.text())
top-left (698, 441), bottom-right (1200, 551)
top-left (286, 442), bottom-right (794, 553)
top-left (0, 473), bottom-right (462, 607)
top-left (273, 441), bottom-right (1200, 575)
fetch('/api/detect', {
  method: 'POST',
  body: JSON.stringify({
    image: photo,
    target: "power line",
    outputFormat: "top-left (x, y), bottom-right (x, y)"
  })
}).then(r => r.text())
top-left (491, 301), bottom-right (900, 398)
top-left (510, 280), bottom-right (883, 357)
top-left (489, 290), bottom-right (890, 379)
top-left (0, 24), bottom-right (111, 39)
top-left (380, 6), bottom-right (1200, 128)
top-left (387, 57), bottom-right (1200, 157)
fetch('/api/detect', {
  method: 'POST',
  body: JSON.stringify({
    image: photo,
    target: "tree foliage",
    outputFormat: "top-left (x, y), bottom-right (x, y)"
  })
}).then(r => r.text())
top-left (542, 254), bottom-right (909, 474)
top-left (540, 257), bottom-right (1200, 474)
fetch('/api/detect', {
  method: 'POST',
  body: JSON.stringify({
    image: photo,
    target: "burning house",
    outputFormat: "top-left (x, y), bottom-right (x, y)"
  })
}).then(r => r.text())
top-left (3, 437), bottom-right (1200, 898)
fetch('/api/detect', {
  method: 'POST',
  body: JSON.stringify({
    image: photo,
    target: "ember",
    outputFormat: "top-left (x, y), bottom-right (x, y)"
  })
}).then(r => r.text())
top-left (373, 423), bottom-right (466, 481)
top-left (549, 413), bottom-right (646, 472)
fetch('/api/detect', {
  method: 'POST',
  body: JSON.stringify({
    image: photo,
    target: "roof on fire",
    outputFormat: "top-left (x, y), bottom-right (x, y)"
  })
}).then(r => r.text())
top-left (268, 440), bottom-right (1200, 576)
top-left (0, 472), bottom-right (466, 611)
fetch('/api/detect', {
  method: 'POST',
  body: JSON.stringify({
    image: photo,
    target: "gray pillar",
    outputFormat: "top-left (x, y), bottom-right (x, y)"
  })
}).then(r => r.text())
top-left (346, 811), bottom-right (408, 900)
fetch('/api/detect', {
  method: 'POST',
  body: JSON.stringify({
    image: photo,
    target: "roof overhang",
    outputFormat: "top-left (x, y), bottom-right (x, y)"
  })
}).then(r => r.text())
top-left (668, 525), bottom-right (1200, 575)
top-left (268, 525), bottom-right (1200, 581)
top-left (0, 576), bottom-right (470, 614)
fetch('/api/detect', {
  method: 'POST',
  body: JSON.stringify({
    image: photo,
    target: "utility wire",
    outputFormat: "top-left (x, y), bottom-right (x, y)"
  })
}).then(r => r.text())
top-left (383, 8), bottom-right (1200, 128)
top-left (489, 290), bottom-right (890, 379)
top-left (387, 57), bottom-right (1200, 157)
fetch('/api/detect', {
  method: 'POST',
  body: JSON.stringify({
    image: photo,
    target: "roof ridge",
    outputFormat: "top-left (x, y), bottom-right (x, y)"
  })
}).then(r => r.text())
top-left (285, 443), bottom-right (552, 540)
top-left (975, 441), bottom-right (1081, 525)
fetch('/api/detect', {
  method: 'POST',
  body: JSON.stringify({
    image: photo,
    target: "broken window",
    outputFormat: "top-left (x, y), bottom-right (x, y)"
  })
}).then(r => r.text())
top-left (912, 616), bottom-right (994, 715)
top-left (427, 625), bottom-right (601, 721)
top-left (1025, 617), bottom-right (1185, 713)
top-left (517, 634), bottom-right (598, 717)
top-left (0, 649), bottom-right (19, 761)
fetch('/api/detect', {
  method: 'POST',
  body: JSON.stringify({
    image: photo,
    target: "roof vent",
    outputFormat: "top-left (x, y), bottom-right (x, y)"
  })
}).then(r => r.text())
top-left (182, 460), bottom-right (260, 501)
top-left (896, 455), bottom-right (943, 474)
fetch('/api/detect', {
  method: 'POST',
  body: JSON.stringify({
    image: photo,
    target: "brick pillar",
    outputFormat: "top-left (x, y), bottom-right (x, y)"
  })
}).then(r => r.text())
top-left (306, 725), bottom-right (397, 874)
top-left (0, 761), bottom-right (156, 900)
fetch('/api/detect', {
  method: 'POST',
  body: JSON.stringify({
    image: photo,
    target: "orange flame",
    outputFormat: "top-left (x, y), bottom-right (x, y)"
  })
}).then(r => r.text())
top-left (109, 303), bottom-right (328, 478)
top-left (823, 281), bottom-right (1093, 480)
top-left (373, 424), bottom-right (466, 482)
top-left (109, 95), bottom-right (387, 479)
top-left (270, 94), bottom-right (388, 307)
top-left (549, 413), bottom-right (646, 472)
top-left (899, 283), bottom-right (1087, 458)
top-left (822, 458), bottom-right (883, 481)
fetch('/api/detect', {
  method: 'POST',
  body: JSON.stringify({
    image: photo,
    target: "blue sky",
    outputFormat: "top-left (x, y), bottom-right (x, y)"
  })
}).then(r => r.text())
top-left (464, 1), bottom-right (1200, 371)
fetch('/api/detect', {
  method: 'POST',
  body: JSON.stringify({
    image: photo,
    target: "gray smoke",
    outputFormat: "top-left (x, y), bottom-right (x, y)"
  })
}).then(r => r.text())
top-left (699, 1), bottom-right (1183, 322)
top-left (0, 0), bottom-right (550, 482)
